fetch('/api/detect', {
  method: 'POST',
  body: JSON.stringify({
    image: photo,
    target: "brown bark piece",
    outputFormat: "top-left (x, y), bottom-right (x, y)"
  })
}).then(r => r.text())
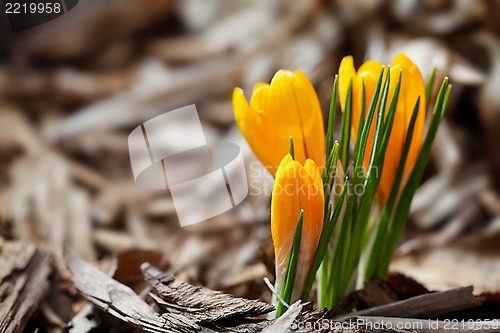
top-left (355, 278), bottom-right (399, 309)
top-left (335, 286), bottom-right (483, 320)
top-left (0, 241), bottom-right (52, 333)
top-left (64, 245), bottom-right (199, 333)
top-left (142, 262), bottom-right (274, 323)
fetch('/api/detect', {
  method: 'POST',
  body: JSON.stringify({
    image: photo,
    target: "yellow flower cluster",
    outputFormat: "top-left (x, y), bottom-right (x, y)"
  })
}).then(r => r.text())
top-left (233, 54), bottom-right (425, 302)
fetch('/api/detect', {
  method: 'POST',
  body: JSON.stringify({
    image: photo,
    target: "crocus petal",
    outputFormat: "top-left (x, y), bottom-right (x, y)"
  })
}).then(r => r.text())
top-left (266, 70), bottom-right (308, 164)
top-left (271, 160), bottom-right (302, 293)
top-left (293, 70), bottom-right (326, 167)
top-left (391, 54), bottom-right (426, 178)
top-left (233, 87), bottom-right (277, 173)
top-left (338, 56), bottom-right (356, 114)
top-left (304, 158), bottom-right (324, 194)
top-left (275, 153), bottom-right (295, 180)
top-left (271, 156), bottom-right (324, 302)
top-left (356, 60), bottom-right (385, 169)
top-left (373, 56), bottom-right (426, 202)
top-left (338, 54), bottom-right (426, 204)
top-left (253, 82), bottom-right (270, 92)
top-left (233, 69), bottom-right (326, 177)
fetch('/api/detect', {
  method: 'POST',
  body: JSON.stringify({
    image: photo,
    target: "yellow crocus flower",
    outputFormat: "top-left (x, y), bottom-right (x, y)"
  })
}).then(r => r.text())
top-left (271, 154), bottom-right (324, 301)
top-left (233, 70), bottom-right (325, 176)
top-left (338, 54), bottom-right (426, 203)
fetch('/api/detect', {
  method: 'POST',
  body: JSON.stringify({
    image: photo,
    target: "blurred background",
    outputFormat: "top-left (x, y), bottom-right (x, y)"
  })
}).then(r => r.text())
top-left (1, 0), bottom-right (500, 328)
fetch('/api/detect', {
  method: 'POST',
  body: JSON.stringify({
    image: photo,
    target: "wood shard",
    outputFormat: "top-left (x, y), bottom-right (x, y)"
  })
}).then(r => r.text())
top-left (336, 286), bottom-right (483, 320)
top-left (141, 262), bottom-right (274, 323)
top-left (261, 301), bottom-right (302, 333)
top-left (64, 246), bottom-right (199, 333)
top-left (0, 241), bottom-right (52, 333)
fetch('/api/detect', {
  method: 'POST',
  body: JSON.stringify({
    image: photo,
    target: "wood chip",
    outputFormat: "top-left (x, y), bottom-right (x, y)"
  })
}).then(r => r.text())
top-left (64, 245), bottom-right (200, 333)
top-left (142, 262), bottom-right (274, 322)
top-left (0, 241), bottom-right (52, 333)
top-left (355, 278), bottom-right (399, 309)
top-left (67, 304), bottom-right (101, 333)
top-left (261, 301), bottom-right (302, 333)
top-left (335, 286), bottom-right (483, 320)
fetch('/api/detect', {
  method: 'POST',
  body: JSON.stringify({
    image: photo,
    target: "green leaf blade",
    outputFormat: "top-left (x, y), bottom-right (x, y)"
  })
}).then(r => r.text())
top-left (276, 210), bottom-right (304, 317)
top-left (380, 78), bottom-right (450, 273)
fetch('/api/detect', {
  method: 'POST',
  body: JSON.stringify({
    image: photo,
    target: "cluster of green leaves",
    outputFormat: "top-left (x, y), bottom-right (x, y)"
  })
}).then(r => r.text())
top-left (276, 67), bottom-right (451, 316)
top-left (365, 70), bottom-right (451, 280)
